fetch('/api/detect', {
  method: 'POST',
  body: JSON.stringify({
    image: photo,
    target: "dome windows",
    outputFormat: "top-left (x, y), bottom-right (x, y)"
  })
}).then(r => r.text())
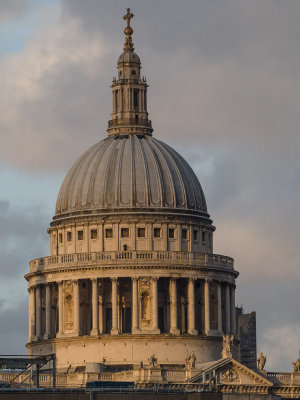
top-left (91, 229), bottom-right (98, 240)
top-left (154, 228), bottom-right (161, 238)
top-left (121, 228), bottom-right (129, 238)
top-left (105, 228), bottom-right (113, 239)
top-left (182, 229), bottom-right (188, 240)
top-left (168, 228), bottom-right (175, 239)
top-left (137, 227), bottom-right (145, 238)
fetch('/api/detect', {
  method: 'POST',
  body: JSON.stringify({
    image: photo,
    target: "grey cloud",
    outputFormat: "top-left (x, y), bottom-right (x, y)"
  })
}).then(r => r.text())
top-left (0, 0), bottom-right (29, 22)
top-left (0, 200), bottom-right (49, 279)
top-left (0, 300), bottom-right (27, 354)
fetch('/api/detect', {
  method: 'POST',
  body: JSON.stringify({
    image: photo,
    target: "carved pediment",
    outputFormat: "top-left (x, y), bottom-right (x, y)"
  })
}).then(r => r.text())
top-left (189, 357), bottom-right (273, 387)
top-left (221, 368), bottom-right (240, 383)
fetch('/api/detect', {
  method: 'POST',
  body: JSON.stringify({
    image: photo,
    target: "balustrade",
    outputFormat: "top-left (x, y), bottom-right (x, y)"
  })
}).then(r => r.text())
top-left (29, 251), bottom-right (234, 273)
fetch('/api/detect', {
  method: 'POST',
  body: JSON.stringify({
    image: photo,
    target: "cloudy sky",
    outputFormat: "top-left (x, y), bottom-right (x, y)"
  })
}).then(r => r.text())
top-left (0, 0), bottom-right (299, 371)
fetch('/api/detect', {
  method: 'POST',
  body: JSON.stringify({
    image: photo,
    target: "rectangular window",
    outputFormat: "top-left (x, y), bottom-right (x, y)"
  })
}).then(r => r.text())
top-left (105, 228), bottom-right (113, 239)
top-left (182, 229), bottom-right (187, 240)
top-left (137, 227), bottom-right (145, 238)
top-left (202, 231), bottom-right (206, 242)
top-left (121, 228), bottom-right (129, 238)
top-left (77, 230), bottom-right (83, 241)
top-left (91, 229), bottom-right (98, 240)
top-left (168, 228), bottom-right (175, 239)
top-left (67, 231), bottom-right (72, 242)
top-left (193, 230), bottom-right (198, 241)
top-left (59, 233), bottom-right (63, 243)
top-left (134, 89), bottom-right (138, 108)
top-left (154, 227), bottom-right (161, 238)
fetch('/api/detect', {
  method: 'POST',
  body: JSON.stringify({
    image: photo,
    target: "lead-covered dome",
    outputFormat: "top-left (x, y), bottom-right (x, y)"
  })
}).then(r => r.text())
top-left (54, 135), bottom-right (209, 220)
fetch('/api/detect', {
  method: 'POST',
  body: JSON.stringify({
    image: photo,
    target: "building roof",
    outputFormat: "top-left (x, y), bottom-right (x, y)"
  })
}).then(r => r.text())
top-left (54, 134), bottom-right (209, 221)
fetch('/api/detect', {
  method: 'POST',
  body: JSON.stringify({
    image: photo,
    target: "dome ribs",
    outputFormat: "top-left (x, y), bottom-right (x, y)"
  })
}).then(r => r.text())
top-left (160, 141), bottom-right (196, 210)
top-left (88, 138), bottom-right (112, 208)
top-left (160, 140), bottom-right (207, 212)
top-left (118, 136), bottom-right (130, 207)
top-left (146, 138), bottom-right (176, 208)
top-left (129, 135), bottom-right (135, 207)
top-left (82, 139), bottom-right (110, 209)
top-left (142, 136), bottom-right (164, 207)
top-left (153, 139), bottom-right (186, 209)
top-left (54, 136), bottom-right (209, 220)
top-left (101, 138), bottom-right (119, 207)
top-left (135, 135), bottom-right (149, 207)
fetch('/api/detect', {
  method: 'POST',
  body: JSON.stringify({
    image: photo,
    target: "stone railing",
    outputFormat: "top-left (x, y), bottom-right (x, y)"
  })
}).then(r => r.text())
top-left (29, 251), bottom-right (234, 274)
top-left (108, 118), bottom-right (152, 128)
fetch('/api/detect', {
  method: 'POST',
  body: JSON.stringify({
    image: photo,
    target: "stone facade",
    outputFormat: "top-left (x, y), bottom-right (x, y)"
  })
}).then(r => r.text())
top-left (25, 9), bottom-right (238, 378)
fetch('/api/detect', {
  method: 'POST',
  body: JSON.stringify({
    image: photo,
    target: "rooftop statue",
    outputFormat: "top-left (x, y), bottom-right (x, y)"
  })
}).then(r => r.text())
top-left (257, 352), bottom-right (267, 372)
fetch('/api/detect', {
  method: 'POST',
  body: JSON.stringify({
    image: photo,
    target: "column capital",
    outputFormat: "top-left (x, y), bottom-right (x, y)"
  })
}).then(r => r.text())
top-left (188, 277), bottom-right (197, 282)
top-left (111, 277), bottom-right (118, 283)
top-left (131, 276), bottom-right (139, 282)
top-left (28, 286), bottom-right (35, 293)
top-left (90, 278), bottom-right (98, 284)
top-left (170, 277), bottom-right (177, 283)
top-left (58, 281), bottom-right (64, 287)
top-left (151, 276), bottom-right (159, 282)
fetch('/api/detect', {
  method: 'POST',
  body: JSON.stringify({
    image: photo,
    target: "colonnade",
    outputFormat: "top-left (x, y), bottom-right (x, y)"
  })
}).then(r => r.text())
top-left (28, 277), bottom-right (236, 342)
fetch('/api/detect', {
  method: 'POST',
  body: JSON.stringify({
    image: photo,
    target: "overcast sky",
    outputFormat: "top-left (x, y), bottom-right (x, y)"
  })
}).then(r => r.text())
top-left (0, 0), bottom-right (299, 371)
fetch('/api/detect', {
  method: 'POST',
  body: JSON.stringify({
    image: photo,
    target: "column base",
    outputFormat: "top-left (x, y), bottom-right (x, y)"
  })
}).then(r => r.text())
top-left (149, 328), bottom-right (160, 335)
top-left (56, 332), bottom-right (64, 338)
top-left (188, 329), bottom-right (198, 336)
top-left (90, 329), bottom-right (99, 336)
top-left (132, 328), bottom-right (140, 334)
top-left (110, 328), bottom-right (119, 335)
top-left (43, 333), bottom-right (51, 340)
top-left (170, 328), bottom-right (180, 335)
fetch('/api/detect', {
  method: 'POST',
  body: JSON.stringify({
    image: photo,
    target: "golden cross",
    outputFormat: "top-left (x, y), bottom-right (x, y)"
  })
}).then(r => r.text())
top-left (123, 8), bottom-right (134, 27)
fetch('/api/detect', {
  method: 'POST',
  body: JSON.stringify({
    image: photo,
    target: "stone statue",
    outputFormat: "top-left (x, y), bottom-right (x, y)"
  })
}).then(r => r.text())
top-left (257, 352), bottom-right (267, 371)
top-left (149, 354), bottom-right (158, 368)
top-left (292, 359), bottom-right (300, 373)
top-left (222, 334), bottom-right (234, 358)
top-left (185, 351), bottom-right (196, 369)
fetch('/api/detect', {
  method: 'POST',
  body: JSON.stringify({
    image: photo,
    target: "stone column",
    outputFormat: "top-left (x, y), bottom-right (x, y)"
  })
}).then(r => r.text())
top-left (188, 278), bottom-right (198, 335)
top-left (217, 282), bottom-right (223, 333)
top-left (90, 279), bottom-right (99, 336)
top-left (35, 285), bottom-right (42, 339)
top-left (73, 280), bottom-right (80, 335)
top-left (169, 278), bottom-right (180, 335)
top-left (111, 278), bottom-right (119, 335)
top-left (57, 281), bottom-right (64, 336)
top-left (44, 284), bottom-right (51, 339)
top-left (204, 279), bottom-right (210, 335)
top-left (230, 285), bottom-right (236, 335)
top-left (28, 286), bottom-right (36, 342)
top-left (131, 277), bottom-right (139, 333)
top-left (151, 277), bottom-right (160, 333)
top-left (225, 284), bottom-right (231, 333)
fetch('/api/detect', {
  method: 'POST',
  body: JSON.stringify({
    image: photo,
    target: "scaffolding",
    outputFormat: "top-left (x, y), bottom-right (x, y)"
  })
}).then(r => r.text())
top-left (0, 354), bottom-right (56, 389)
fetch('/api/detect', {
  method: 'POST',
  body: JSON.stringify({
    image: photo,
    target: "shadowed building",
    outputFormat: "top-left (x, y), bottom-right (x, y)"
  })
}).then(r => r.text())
top-left (236, 307), bottom-right (257, 371)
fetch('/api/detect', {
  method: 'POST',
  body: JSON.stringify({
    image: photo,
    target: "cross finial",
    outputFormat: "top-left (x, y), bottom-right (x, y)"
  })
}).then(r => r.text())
top-left (123, 8), bottom-right (134, 27)
top-left (123, 8), bottom-right (134, 51)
